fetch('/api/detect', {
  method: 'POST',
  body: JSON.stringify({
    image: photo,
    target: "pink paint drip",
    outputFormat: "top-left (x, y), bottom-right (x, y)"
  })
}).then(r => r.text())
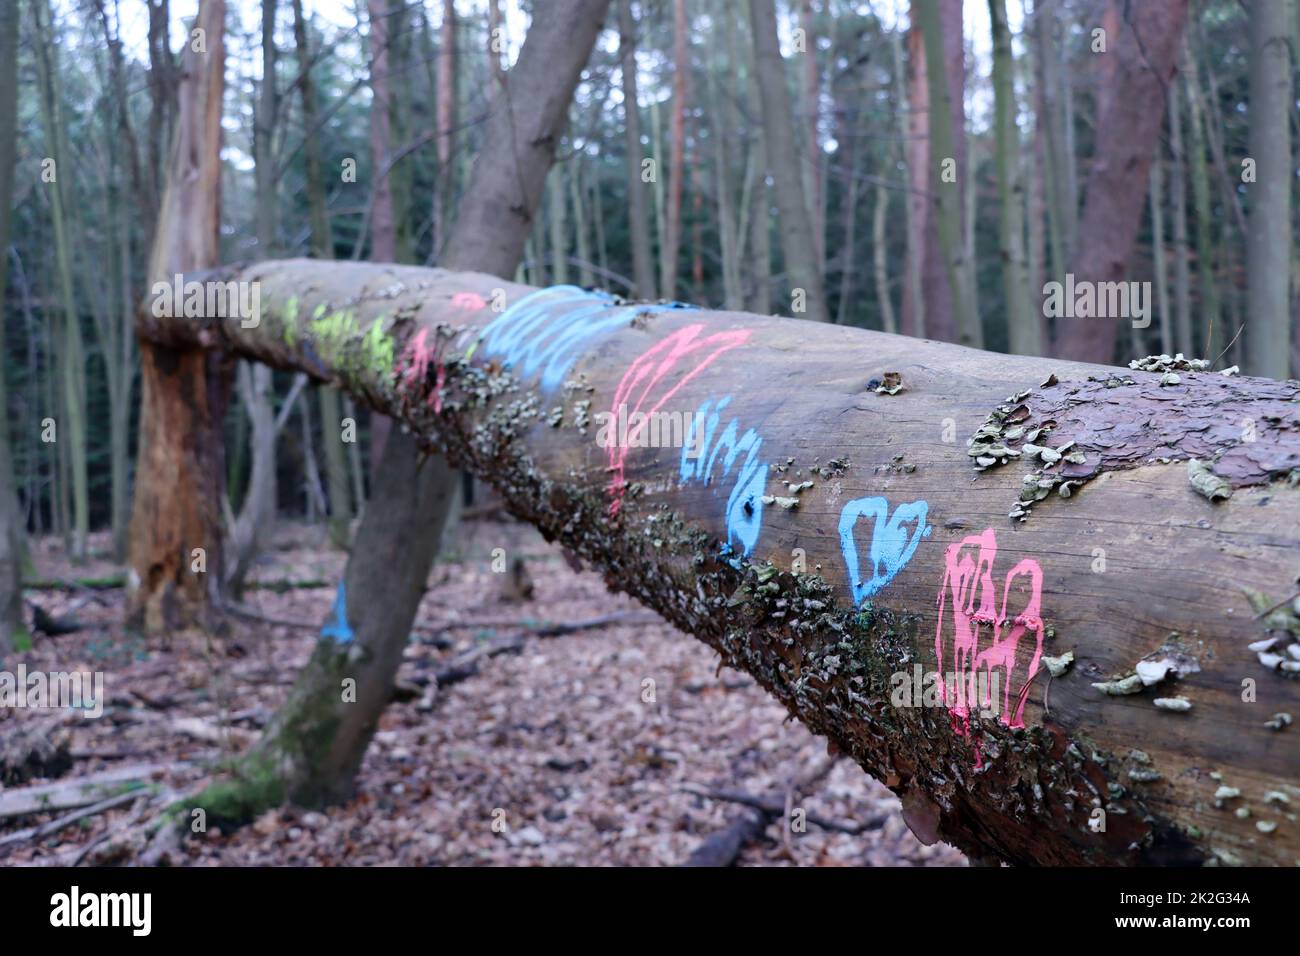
top-left (399, 327), bottom-right (446, 414)
top-left (605, 324), bottom-right (752, 515)
top-left (934, 528), bottom-right (1044, 766)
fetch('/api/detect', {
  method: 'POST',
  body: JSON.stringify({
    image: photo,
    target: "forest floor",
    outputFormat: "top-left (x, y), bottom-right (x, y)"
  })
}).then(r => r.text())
top-left (0, 515), bottom-right (966, 867)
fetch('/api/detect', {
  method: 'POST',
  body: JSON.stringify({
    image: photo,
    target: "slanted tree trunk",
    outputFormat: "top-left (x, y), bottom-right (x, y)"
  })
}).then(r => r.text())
top-left (127, 0), bottom-right (230, 632)
top-left (194, 0), bottom-right (615, 816)
top-left (1245, 0), bottom-right (1292, 380)
top-left (1055, 0), bottom-right (1189, 364)
top-left (157, 253), bottom-right (1300, 866)
top-left (618, 0), bottom-right (656, 300)
top-left (748, 0), bottom-right (829, 322)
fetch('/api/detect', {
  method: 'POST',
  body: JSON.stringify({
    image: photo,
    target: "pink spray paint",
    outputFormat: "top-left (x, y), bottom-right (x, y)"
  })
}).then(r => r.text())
top-left (933, 528), bottom-right (1044, 765)
top-left (605, 324), bottom-right (752, 515)
top-left (451, 291), bottom-right (488, 312)
top-left (399, 326), bottom-right (446, 414)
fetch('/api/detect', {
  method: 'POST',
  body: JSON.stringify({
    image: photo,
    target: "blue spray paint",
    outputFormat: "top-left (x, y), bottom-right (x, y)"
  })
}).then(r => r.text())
top-left (680, 396), bottom-right (769, 559)
top-left (478, 286), bottom-right (692, 393)
top-left (320, 581), bottom-right (355, 644)
top-left (838, 497), bottom-right (931, 605)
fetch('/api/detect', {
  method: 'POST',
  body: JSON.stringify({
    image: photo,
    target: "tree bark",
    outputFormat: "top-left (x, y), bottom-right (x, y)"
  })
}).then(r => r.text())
top-left (126, 0), bottom-right (231, 632)
top-left (1245, 0), bottom-right (1292, 380)
top-left (1055, 0), bottom-right (1189, 364)
top-left (155, 255), bottom-right (1300, 866)
top-left (748, 0), bottom-right (829, 322)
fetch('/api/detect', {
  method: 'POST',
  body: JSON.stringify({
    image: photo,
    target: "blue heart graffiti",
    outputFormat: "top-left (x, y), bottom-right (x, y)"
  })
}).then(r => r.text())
top-left (838, 497), bottom-right (931, 605)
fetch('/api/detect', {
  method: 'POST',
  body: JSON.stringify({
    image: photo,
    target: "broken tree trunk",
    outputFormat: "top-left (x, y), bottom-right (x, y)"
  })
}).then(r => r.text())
top-left (126, 0), bottom-right (230, 632)
top-left (142, 259), bottom-right (1300, 866)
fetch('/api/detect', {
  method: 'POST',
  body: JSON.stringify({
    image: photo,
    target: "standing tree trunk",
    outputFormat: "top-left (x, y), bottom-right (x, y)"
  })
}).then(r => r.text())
top-left (1169, 79), bottom-right (1194, 357)
top-left (31, 0), bottom-right (89, 562)
top-left (0, 0), bottom-right (24, 651)
top-left (661, 0), bottom-right (689, 299)
top-left (743, 6), bottom-right (772, 315)
top-left (896, 21), bottom-right (926, 338)
top-left (292, 0), bottom-right (353, 547)
top-left (434, 0), bottom-right (457, 259)
top-left (748, 0), bottom-right (829, 322)
top-left (548, 166), bottom-right (568, 284)
top-left (127, 0), bottom-right (230, 632)
top-left (799, 0), bottom-right (824, 272)
top-left (618, 0), bottom-right (656, 300)
top-left (915, 0), bottom-right (979, 349)
top-left (1054, 0), bottom-right (1189, 363)
top-left (196, 0), bottom-right (615, 817)
top-left (366, 0), bottom-right (396, 466)
top-left (1184, 52), bottom-right (1222, 362)
top-left (1149, 158), bottom-right (1173, 356)
top-left (1245, 0), bottom-right (1292, 380)
top-left (229, 0), bottom-right (282, 596)
top-left (989, 0), bottom-right (1037, 355)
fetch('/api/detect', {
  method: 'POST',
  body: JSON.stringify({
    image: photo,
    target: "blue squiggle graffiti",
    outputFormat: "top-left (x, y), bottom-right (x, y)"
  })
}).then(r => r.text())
top-left (839, 497), bottom-right (931, 605)
top-left (478, 286), bottom-right (691, 393)
top-left (680, 396), bottom-right (769, 559)
top-left (320, 581), bottom-right (355, 644)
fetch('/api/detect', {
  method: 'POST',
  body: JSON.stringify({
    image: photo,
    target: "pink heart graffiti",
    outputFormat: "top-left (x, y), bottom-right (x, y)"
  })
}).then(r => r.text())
top-left (606, 324), bottom-right (752, 515)
top-left (934, 529), bottom-right (1044, 746)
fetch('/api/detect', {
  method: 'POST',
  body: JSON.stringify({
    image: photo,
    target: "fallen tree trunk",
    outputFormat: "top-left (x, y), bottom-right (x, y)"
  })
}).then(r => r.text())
top-left (141, 259), bottom-right (1300, 865)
